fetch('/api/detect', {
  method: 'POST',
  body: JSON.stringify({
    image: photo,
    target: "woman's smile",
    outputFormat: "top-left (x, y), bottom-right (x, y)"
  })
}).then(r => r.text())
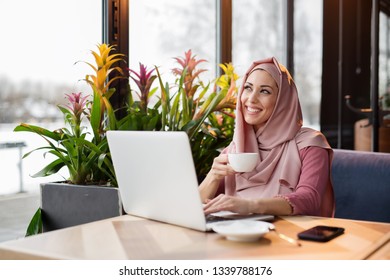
top-left (245, 106), bottom-right (262, 113)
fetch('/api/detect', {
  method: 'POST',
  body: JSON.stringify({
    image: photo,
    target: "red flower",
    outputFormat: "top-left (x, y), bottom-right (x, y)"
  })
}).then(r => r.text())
top-left (128, 63), bottom-right (157, 111)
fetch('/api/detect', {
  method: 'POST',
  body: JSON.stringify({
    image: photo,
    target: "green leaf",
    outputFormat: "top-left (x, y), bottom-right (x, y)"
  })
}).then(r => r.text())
top-left (148, 87), bottom-right (158, 99)
top-left (146, 114), bottom-right (160, 130)
top-left (25, 208), bottom-right (42, 236)
top-left (197, 82), bottom-right (210, 100)
top-left (170, 92), bottom-right (181, 130)
top-left (187, 89), bottom-right (227, 140)
top-left (178, 68), bottom-right (190, 124)
top-left (14, 123), bottom-right (62, 141)
top-left (31, 159), bottom-right (65, 178)
top-left (22, 146), bottom-right (56, 159)
top-left (90, 89), bottom-right (102, 141)
top-left (155, 66), bottom-right (169, 130)
top-left (96, 152), bottom-right (117, 186)
top-left (103, 96), bottom-right (117, 130)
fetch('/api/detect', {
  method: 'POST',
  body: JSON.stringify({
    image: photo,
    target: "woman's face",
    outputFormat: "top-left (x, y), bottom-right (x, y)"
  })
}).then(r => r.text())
top-left (240, 69), bottom-right (279, 131)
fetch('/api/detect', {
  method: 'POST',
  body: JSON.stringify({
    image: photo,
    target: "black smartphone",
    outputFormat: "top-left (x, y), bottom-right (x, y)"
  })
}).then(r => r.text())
top-left (297, 225), bottom-right (345, 242)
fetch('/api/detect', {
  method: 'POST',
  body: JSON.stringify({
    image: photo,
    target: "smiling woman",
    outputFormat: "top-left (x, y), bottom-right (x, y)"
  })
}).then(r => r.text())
top-left (200, 57), bottom-right (334, 219)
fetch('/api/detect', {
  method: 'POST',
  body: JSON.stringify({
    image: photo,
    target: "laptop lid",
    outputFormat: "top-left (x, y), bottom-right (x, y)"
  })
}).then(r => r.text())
top-left (107, 131), bottom-right (208, 231)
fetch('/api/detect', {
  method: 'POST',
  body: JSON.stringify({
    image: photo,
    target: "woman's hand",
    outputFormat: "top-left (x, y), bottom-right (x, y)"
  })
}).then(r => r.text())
top-left (208, 154), bottom-right (236, 181)
top-left (203, 194), bottom-right (255, 215)
top-left (199, 154), bottom-right (236, 203)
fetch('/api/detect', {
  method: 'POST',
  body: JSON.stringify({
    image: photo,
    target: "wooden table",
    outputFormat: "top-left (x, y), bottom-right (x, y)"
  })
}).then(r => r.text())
top-left (0, 215), bottom-right (389, 260)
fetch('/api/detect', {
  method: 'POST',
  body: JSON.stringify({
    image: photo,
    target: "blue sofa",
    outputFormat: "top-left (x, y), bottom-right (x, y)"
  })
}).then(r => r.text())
top-left (331, 149), bottom-right (390, 223)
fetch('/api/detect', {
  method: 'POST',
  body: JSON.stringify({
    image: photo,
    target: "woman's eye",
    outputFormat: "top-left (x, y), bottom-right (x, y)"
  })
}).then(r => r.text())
top-left (260, 89), bottom-right (271, 95)
top-left (244, 85), bottom-right (252, 91)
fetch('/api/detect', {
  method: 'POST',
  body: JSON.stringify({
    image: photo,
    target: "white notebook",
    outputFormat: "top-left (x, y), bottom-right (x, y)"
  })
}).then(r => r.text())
top-left (107, 131), bottom-right (273, 231)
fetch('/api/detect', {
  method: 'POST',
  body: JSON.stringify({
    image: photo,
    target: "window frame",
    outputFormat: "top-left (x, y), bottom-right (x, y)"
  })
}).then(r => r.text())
top-left (103, 0), bottom-right (294, 115)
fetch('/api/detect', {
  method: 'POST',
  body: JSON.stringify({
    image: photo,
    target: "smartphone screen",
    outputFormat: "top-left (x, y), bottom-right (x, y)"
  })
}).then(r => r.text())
top-left (297, 225), bottom-right (345, 242)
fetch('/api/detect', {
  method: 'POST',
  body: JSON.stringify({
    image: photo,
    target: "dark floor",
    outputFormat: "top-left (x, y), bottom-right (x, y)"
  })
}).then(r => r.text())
top-left (0, 192), bottom-right (40, 242)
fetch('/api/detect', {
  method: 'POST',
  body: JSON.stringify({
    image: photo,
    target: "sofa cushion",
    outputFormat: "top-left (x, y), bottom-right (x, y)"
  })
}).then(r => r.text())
top-left (331, 149), bottom-right (390, 223)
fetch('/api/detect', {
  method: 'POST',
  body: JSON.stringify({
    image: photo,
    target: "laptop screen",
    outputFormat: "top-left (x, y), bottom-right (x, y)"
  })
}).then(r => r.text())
top-left (107, 131), bottom-right (207, 231)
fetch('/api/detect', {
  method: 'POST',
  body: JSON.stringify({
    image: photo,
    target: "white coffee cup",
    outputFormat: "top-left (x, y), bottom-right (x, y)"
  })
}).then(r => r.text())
top-left (228, 153), bottom-right (259, 172)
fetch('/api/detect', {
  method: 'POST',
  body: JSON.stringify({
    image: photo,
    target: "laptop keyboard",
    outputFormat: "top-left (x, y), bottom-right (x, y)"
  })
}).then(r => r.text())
top-left (206, 214), bottom-right (234, 223)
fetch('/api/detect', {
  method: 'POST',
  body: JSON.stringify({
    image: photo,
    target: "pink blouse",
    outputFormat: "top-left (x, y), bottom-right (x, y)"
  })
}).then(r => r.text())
top-left (278, 146), bottom-right (330, 216)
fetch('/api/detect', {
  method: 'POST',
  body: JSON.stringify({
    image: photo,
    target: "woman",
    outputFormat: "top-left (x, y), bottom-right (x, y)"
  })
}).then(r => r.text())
top-left (200, 57), bottom-right (334, 217)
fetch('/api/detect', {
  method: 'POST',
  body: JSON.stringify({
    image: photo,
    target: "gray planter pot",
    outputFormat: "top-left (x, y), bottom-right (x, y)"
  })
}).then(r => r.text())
top-left (40, 182), bottom-right (123, 232)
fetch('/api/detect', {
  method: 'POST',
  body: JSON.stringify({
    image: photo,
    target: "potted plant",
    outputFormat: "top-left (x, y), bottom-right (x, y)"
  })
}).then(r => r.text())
top-left (123, 50), bottom-right (239, 180)
top-left (14, 44), bottom-right (126, 234)
top-left (16, 46), bottom-right (239, 236)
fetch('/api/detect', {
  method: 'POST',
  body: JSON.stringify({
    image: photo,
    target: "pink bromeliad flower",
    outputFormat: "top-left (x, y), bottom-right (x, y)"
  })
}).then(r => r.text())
top-left (64, 92), bottom-right (89, 120)
top-left (128, 63), bottom-right (157, 111)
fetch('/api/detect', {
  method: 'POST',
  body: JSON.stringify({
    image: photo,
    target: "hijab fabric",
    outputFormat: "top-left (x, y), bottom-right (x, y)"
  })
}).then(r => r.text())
top-left (224, 57), bottom-right (334, 217)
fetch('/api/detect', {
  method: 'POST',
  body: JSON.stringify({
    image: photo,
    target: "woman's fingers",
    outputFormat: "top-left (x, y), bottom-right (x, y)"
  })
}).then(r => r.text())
top-left (209, 154), bottom-right (236, 179)
top-left (204, 195), bottom-right (252, 215)
top-left (204, 194), bottom-right (235, 214)
top-left (204, 194), bottom-right (224, 213)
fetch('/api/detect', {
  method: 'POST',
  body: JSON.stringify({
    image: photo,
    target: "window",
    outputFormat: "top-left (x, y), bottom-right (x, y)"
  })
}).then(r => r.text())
top-left (294, 0), bottom-right (323, 128)
top-left (129, 0), bottom-right (217, 83)
top-left (232, 0), bottom-right (284, 74)
top-left (232, 0), bottom-right (322, 129)
top-left (379, 11), bottom-right (390, 110)
top-left (0, 1), bottom-right (338, 196)
top-left (0, 0), bottom-right (102, 195)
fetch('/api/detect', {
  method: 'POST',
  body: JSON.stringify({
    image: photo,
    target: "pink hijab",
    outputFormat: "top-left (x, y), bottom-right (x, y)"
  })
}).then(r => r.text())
top-left (223, 57), bottom-right (334, 217)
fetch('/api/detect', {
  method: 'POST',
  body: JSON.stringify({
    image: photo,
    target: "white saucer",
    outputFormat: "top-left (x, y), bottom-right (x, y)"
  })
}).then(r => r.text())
top-left (212, 220), bottom-right (272, 242)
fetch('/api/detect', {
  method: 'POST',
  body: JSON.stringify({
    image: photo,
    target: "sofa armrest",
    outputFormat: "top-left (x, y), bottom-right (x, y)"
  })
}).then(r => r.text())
top-left (331, 149), bottom-right (390, 223)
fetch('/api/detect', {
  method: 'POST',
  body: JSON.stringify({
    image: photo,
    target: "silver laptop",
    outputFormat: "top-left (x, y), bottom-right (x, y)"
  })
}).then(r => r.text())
top-left (107, 131), bottom-right (273, 231)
